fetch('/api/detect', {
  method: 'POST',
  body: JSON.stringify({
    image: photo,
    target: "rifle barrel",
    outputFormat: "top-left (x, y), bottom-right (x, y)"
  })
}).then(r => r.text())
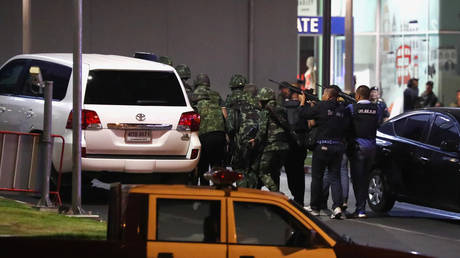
top-left (316, 83), bottom-right (356, 103)
top-left (268, 78), bottom-right (319, 101)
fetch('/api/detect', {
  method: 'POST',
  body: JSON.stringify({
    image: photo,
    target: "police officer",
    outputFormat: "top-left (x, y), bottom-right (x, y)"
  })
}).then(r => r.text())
top-left (276, 82), bottom-right (291, 106)
top-left (281, 83), bottom-right (308, 206)
top-left (191, 74), bottom-right (227, 186)
top-left (298, 86), bottom-right (350, 219)
top-left (248, 88), bottom-right (289, 191)
top-left (175, 64), bottom-right (193, 101)
top-left (370, 87), bottom-right (390, 123)
top-left (347, 85), bottom-right (383, 218)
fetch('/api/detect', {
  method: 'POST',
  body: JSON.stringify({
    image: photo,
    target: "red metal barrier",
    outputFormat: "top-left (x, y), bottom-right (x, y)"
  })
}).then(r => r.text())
top-left (0, 130), bottom-right (65, 206)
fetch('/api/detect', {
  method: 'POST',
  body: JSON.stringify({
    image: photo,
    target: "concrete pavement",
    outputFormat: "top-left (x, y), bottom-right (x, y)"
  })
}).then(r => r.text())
top-left (280, 172), bottom-right (460, 258)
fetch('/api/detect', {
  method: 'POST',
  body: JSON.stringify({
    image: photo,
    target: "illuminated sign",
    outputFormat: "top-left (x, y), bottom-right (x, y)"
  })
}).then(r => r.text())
top-left (297, 16), bottom-right (345, 35)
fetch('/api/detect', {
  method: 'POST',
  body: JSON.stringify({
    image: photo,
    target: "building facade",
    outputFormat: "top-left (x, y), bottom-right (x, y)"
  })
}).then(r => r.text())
top-left (298, 0), bottom-right (460, 116)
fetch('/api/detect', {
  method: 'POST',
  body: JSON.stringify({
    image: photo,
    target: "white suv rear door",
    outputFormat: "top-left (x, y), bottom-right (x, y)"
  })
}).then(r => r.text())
top-left (81, 70), bottom-right (192, 157)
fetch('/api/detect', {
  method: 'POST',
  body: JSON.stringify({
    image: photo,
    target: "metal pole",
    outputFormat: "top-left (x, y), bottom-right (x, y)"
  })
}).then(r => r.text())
top-left (248, 0), bottom-right (255, 83)
top-left (345, 0), bottom-right (354, 92)
top-left (22, 0), bottom-right (31, 54)
top-left (376, 0), bottom-right (381, 90)
top-left (38, 81), bottom-right (53, 207)
top-left (322, 0), bottom-right (331, 88)
top-left (72, 0), bottom-right (84, 214)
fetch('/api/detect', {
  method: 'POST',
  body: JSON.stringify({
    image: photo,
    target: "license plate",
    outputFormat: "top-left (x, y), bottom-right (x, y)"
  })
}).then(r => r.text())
top-left (125, 130), bottom-right (152, 143)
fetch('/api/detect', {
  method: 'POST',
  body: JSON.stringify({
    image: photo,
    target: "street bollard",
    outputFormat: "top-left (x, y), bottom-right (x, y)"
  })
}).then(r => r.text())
top-left (37, 81), bottom-right (53, 208)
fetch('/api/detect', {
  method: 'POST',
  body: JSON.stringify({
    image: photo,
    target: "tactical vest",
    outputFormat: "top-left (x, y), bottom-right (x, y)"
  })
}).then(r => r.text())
top-left (315, 101), bottom-right (347, 141)
top-left (352, 103), bottom-right (379, 139)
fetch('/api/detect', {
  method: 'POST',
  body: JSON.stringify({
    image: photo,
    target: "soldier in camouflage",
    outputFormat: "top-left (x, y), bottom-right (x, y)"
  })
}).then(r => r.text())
top-left (244, 83), bottom-right (259, 106)
top-left (246, 87), bottom-right (290, 191)
top-left (238, 83), bottom-right (261, 187)
top-left (158, 56), bottom-right (173, 66)
top-left (224, 75), bottom-right (259, 172)
top-left (191, 73), bottom-right (227, 186)
top-left (175, 64), bottom-right (194, 101)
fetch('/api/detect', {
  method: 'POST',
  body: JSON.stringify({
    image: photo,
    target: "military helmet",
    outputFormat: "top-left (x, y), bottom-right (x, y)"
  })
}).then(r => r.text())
top-left (257, 87), bottom-right (276, 101)
top-left (158, 56), bottom-right (173, 66)
top-left (175, 64), bottom-right (191, 80)
top-left (229, 74), bottom-right (248, 88)
top-left (194, 73), bottom-right (210, 87)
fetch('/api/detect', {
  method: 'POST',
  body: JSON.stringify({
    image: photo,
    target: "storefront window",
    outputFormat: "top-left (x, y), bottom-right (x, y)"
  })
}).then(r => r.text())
top-left (354, 36), bottom-right (376, 87)
top-left (378, 0), bottom-right (434, 115)
top-left (353, 0), bottom-right (377, 33)
top-left (437, 34), bottom-right (460, 106)
top-left (296, 0), bottom-right (460, 113)
top-left (381, 0), bottom-right (430, 33)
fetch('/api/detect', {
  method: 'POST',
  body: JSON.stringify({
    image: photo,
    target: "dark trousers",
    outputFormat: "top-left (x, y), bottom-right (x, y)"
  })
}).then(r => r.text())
top-left (350, 147), bottom-right (376, 213)
top-left (197, 131), bottom-right (227, 186)
top-left (285, 146), bottom-right (307, 206)
top-left (322, 154), bottom-right (350, 209)
top-left (310, 144), bottom-right (344, 211)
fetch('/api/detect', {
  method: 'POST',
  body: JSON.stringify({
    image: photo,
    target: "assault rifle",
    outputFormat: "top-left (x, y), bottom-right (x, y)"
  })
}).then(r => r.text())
top-left (321, 84), bottom-right (357, 104)
top-left (268, 79), bottom-right (319, 102)
top-left (268, 79), bottom-right (357, 104)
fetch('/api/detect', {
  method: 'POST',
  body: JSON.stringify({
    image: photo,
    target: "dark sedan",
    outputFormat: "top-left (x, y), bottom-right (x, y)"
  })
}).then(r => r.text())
top-left (368, 107), bottom-right (460, 213)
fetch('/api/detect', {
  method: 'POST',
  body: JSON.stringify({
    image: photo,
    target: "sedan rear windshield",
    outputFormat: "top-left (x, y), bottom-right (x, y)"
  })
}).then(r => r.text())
top-left (84, 70), bottom-right (186, 106)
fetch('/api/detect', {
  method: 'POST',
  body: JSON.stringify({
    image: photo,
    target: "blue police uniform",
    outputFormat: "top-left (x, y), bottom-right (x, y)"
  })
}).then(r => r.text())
top-left (283, 99), bottom-right (308, 206)
top-left (347, 100), bottom-right (383, 216)
top-left (299, 100), bottom-right (351, 215)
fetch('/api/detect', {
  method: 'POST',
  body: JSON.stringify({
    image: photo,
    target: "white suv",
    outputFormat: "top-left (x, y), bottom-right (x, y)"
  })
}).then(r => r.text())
top-left (0, 53), bottom-right (201, 183)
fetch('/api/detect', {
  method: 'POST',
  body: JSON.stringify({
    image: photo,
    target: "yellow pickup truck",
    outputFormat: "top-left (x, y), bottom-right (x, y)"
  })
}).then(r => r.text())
top-left (105, 169), bottom-right (428, 258)
top-left (1, 169), bottom-right (429, 258)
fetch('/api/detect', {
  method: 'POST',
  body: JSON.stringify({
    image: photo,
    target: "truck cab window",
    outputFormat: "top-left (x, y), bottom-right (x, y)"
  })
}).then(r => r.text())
top-left (157, 199), bottom-right (221, 243)
top-left (233, 202), bottom-right (327, 249)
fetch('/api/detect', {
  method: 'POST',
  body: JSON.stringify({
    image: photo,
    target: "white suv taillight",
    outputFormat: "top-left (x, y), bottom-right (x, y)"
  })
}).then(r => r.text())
top-left (178, 111), bottom-right (200, 132)
top-left (66, 109), bottom-right (102, 130)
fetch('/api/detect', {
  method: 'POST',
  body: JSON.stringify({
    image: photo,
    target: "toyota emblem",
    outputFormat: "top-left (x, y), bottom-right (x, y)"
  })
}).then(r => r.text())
top-left (136, 113), bottom-right (146, 121)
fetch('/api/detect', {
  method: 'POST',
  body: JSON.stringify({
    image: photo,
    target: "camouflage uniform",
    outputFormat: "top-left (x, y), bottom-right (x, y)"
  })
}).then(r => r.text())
top-left (158, 56), bottom-right (173, 66)
top-left (244, 88), bottom-right (289, 191)
top-left (244, 83), bottom-right (259, 107)
top-left (192, 74), bottom-right (226, 185)
top-left (175, 64), bottom-right (194, 102)
top-left (225, 75), bottom-right (259, 173)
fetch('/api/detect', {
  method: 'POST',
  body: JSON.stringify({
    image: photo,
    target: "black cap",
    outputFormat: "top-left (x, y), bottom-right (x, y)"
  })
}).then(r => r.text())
top-left (329, 84), bottom-right (342, 93)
